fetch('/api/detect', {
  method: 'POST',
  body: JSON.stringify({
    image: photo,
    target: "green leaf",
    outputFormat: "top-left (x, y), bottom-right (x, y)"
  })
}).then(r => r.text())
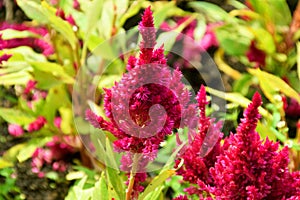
top-left (85, 0), bottom-right (104, 36)
top-left (17, 0), bottom-right (77, 49)
top-left (41, 85), bottom-right (71, 122)
top-left (215, 25), bottom-right (252, 56)
top-left (93, 173), bottom-right (108, 200)
top-left (2, 144), bottom-right (26, 163)
top-left (206, 87), bottom-right (272, 120)
top-left (248, 68), bottom-right (300, 104)
top-left (0, 158), bottom-right (13, 168)
top-left (119, 1), bottom-right (144, 27)
top-left (256, 121), bottom-right (277, 141)
top-left (233, 74), bottom-right (253, 95)
top-left (156, 31), bottom-right (179, 53)
top-left (0, 108), bottom-right (36, 125)
top-left (58, 107), bottom-right (73, 134)
top-left (30, 62), bottom-right (74, 85)
top-left (0, 71), bottom-right (32, 86)
top-left (189, 2), bottom-right (230, 21)
top-left (106, 167), bottom-right (124, 200)
top-left (16, 0), bottom-right (49, 24)
top-left (138, 169), bottom-right (175, 200)
top-left (297, 42), bottom-right (300, 81)
top-left (253, 28), bottom-right (276, 54)
top-left (0, 29), bottom-right (39, 39)
top-left (250, 0), bottom-right (291, 26)
top-left (17, 137), bottom-right (52, 162)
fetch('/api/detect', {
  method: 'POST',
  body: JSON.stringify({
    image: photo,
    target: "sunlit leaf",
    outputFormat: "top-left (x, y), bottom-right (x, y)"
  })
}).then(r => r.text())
top-left (248, 68), bottom-right (300, 104)
top-left (0, 108), bottom-right (35, 125)
top-left (138, 169), bottom-right (175, 200)
top-left (17, 137), bottom-right (52, 162)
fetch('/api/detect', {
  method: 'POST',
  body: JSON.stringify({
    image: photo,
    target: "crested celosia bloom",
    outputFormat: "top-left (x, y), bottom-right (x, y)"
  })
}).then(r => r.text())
top-left (175, 85), bottom-right (223, 198)
top-left (176, 91), bottom-right (300, 199)
top-left (86, 7), bottom-right (197, 198)
top-left (210, 92), bottom-right (300, 199)
top-left (87, 6), bottom-right (196, 160)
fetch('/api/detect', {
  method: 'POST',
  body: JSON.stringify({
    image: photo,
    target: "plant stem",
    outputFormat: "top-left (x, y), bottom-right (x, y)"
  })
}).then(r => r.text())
top-left (125, 154), bottom-right (140, 200)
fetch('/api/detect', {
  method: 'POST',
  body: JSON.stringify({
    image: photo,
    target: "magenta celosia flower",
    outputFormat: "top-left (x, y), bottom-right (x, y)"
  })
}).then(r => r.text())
top-left (0, 22), bottom-right (54, 56)
top-left (0, 54), bottom-right (12, 64)
top-left (175, 85), bottom-right (223, 198)
top-left (31, 136), bottom-right (77, 177)
top-left (199, 25), bottom-right (219, 50)
top-left (0, 22), bottom-right (49, 36)
top-left (86, 6), bottom-right (197, 159)
top-left (282, 95), bottom-right (300, 118)
top-left (209, 92), bottom-right (300, 199)
top-left (173, 195), bottom-right (189, 200)
top-left (86, 7), bottom-right (198, 198)
top-left (54, 117), bottom-right (62, 129)
top-left (73, 0), bottom-right (80, 10)
top-left (8, 124), bottom-right (24, 137)
top-left (246, 41), bottom-right (266, 68)
top-left (55, 8), bottom-right (77, 27)
top-left (24, 80), bottom-right (37, 95)
top-left (28, 116), bottom-right (47, 132)
top-left (0, 35), bottom-right (54, 56)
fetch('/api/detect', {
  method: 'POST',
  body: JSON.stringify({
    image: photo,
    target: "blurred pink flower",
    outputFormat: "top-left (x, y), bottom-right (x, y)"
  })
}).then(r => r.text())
top-left (282, 95), bottom-right (300, 118)
top-left (246, 41), bottom-right (266, 68)
top-left (0, 54), bottom-right (12, 64)
top-left (28, 116), bottom-right (47, 132)
top-left (31, 136), bottom-right (77, 177)
top-left (54, 117), bottom-right (62, 129)
top-left (8, 124), bottom-right (24, 137)
top-left (73, 0), bottom-right (80, 10)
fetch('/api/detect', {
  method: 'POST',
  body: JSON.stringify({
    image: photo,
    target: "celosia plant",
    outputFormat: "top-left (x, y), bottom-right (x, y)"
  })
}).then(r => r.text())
top-left (86, 7), bottom-right (197, 200)
top-left (175, 90), bottom-right (300, 199)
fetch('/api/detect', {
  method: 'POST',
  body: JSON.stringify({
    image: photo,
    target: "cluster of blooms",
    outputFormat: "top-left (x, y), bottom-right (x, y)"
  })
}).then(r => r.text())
top-left (175, 91), bottom-right (300, 199)
top-left (175, 85), bottom-right (223, 198)
top-left (31, 135), bottom-right (77, 178)
top-left (86, 7), bottom-right (197, 199)
top-left (7, 80), bottom-right (49, 137)
top-left (8, 115), bottom-right (47, 137)
top-left (0, 22), bottom-right (54, 56)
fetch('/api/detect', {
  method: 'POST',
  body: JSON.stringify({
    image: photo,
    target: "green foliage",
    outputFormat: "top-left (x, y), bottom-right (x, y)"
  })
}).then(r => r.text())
top-left (0, 168), bottom-right (22, 200)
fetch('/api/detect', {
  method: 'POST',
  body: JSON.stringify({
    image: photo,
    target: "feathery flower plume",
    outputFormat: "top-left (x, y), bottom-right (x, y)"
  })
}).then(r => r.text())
top-left (86, 6), bottom-right (197, 198)
top-left (175, 85), bottom-right (223, 198)
top-left (210, 92), bottom-right (300, 199)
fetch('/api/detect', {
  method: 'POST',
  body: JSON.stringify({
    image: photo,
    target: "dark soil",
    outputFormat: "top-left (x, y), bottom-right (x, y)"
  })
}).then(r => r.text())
top-left (15, 161), bottom-right (71, 200)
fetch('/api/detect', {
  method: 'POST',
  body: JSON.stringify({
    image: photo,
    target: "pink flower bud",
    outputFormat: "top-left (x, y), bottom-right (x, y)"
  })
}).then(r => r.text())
top-left (8, 124), bottom-right (24, 137)
top-left (54, 117), bottom-right (62, 129)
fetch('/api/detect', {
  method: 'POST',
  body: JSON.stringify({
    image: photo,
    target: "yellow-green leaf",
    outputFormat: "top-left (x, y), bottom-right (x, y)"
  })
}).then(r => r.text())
top-left (249, 68), bottom-right (300, 104)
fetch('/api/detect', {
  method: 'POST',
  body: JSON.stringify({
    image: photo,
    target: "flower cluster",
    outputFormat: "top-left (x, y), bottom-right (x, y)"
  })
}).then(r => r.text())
top-left (0, 22), bottom-right (54, 56)
top-left (86, 7), bottom-right (197, 198)
top-left (175, 91), bottom-right (300, 199)
top-left (175, 85), bottom-right (223, 198)
top-left (31, 136), bottom-right (77, 178)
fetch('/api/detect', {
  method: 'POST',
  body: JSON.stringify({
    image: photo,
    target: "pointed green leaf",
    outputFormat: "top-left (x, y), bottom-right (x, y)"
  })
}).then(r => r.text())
top-left (249, 68), bottom-right (300, 104)
top-left (0, 108), bottom-right (36, 125)
top-left (17, 137), bottom-right (52, 162)
top-left (138, 169), bottom-right (175, 200)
